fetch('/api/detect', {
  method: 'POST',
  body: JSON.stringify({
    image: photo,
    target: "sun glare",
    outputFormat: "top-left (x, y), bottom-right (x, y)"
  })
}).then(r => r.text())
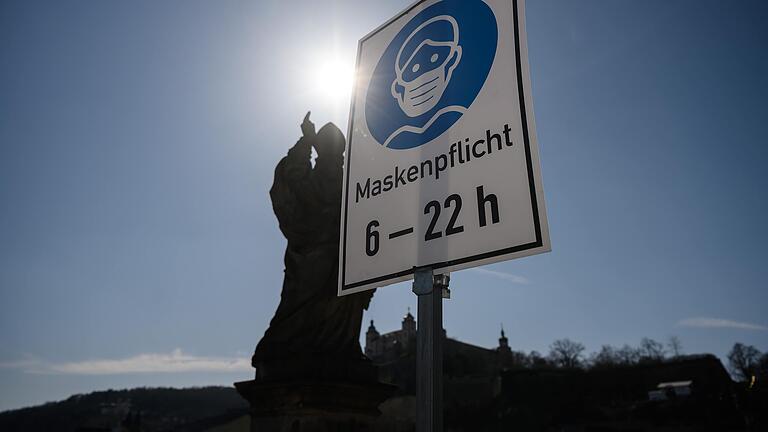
top-left (313, 58), bottom-right (355, 107)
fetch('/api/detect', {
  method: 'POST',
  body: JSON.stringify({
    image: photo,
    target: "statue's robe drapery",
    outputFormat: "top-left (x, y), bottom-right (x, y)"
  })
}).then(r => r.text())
top-left (252, 134), bottom-right (373, 379)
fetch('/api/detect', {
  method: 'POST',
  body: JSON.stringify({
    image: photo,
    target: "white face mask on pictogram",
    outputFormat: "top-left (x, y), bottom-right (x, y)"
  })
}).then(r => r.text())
top-left (391, 16), bottom-right (462, 118)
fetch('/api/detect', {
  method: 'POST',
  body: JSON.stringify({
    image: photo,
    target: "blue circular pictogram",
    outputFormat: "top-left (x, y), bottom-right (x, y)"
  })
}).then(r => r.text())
top-left (365, 0), bottom-right (498, 150)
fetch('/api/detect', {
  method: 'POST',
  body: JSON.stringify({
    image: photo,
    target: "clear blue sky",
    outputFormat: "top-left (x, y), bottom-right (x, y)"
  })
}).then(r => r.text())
top-left (1, 0), bottom-right (767, 412)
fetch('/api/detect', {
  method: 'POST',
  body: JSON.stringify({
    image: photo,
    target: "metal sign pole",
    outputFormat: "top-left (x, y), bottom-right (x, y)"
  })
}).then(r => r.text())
top-left (413, 267), bottom-right (450, 432)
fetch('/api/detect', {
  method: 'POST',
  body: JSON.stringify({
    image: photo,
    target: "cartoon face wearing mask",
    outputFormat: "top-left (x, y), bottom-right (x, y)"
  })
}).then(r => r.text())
top-left (391, 15), bottom-right (462, 118)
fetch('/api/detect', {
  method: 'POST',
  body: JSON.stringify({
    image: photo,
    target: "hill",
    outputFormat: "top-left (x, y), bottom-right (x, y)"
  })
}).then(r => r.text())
top-left (0, 386), bottom-right (248, 432)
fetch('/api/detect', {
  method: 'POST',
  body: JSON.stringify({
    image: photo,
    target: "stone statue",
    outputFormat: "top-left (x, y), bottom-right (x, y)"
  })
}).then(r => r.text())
top-left (251, 112), bottom-right (375, 383)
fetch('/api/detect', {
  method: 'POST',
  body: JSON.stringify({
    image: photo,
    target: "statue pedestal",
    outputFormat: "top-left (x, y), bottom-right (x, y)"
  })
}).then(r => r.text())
top-left (235, 379), bottom-right (396, 432)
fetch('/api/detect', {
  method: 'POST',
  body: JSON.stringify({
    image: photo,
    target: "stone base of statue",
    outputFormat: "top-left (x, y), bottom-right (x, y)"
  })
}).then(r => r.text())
top-left (235, 379), bottom-right (395, 432)
top-left (235, 358), bottom-right (396, 432)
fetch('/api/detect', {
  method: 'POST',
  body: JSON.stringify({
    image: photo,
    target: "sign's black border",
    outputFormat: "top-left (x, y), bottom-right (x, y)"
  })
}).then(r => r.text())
top-left (341, 0), bottom-right (541, 293)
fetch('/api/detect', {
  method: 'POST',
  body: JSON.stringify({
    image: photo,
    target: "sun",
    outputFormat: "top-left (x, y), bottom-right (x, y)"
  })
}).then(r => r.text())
top-left (313, 58), bottom-right (356, 107)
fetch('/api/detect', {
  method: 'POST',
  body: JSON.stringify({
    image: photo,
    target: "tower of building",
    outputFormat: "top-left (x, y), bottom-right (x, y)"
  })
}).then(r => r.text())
top-left (498, 325), bottom-right (511, 353)
top-left (365, 320), bottom-right (380, 357)
top-left (401, 308), bottom-right (416, 336)
top-left (366, 320), bottom-right (380, 341)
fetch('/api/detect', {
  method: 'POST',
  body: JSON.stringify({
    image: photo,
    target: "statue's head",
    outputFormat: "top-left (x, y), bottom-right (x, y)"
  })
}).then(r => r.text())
top-left (314, 122), bottom-right (345, 158)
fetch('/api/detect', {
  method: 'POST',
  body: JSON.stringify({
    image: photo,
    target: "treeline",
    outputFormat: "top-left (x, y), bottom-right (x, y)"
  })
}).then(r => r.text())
top-left (502, 337), bottom-right (768, 382)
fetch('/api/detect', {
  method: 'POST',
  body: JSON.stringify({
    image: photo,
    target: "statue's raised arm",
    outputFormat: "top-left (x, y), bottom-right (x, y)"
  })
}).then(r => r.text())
top-left (269, 112), bottom-right (320, 247)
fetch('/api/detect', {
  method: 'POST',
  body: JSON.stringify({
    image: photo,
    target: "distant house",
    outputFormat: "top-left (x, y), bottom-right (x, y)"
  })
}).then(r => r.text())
top-left (75, 400), bottom-right (140, 432)
top-left (649, 380), bottom-right (693, 400)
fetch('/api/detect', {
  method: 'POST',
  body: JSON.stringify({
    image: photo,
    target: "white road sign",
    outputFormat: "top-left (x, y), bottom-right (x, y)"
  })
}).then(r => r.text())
top-left (339, 0), bottom-right (550, 295)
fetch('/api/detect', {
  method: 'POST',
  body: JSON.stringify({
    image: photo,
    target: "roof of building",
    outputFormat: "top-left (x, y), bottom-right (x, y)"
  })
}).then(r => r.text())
top-left (657, 380), bottom-right (693, 388)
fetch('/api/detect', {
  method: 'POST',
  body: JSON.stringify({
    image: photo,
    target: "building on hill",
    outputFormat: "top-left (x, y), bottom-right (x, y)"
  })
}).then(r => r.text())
top-left (365, 311), bottom-right (517, 398)
top-left (365, 310), bottom-right (417, 362)
top-left (365, 311), bottom-right (513, 366)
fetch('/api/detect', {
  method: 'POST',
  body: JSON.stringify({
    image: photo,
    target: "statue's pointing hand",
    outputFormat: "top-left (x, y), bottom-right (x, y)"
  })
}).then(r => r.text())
top-left (301, 111), bottom-right (316, 139)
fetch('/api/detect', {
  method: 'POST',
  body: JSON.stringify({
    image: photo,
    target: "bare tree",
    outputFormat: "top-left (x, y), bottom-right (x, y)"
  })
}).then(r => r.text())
top-left (728, 343), bottom-right (762, 381)
top-left (548, 338), bottom-right (585, 368)
top-left (639, 337), bottom-right (665, 362)
top-left (616, 344), bottom-right (640, 365)
top-left (759, 353), bottom-right (768, 379)
top-left (505, 350), bottom-right (529, 368)
top-left (527, 350), bottom-right (549, 368)
top-left (590, 345), bottom-right (619, 368)
top-left (667, 336), bottom-right (683, 358)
